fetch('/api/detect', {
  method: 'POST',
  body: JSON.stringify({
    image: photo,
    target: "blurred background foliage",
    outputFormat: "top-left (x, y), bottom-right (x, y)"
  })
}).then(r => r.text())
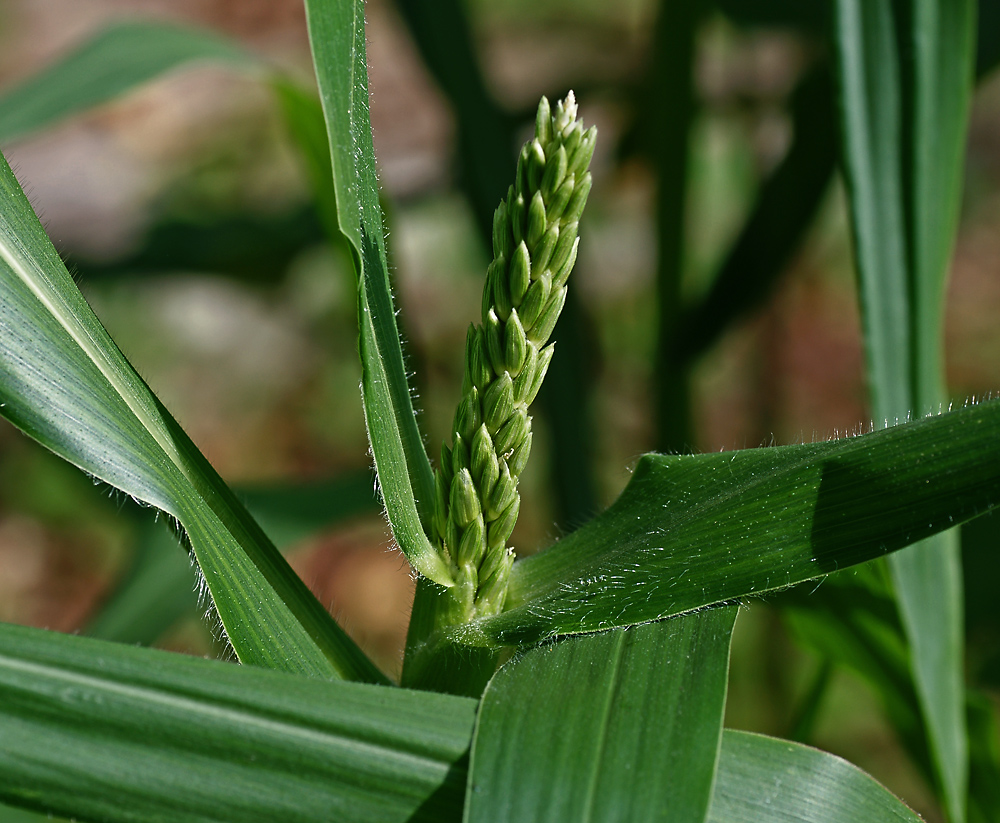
top-left (1, 1), bottom-right (999, 819)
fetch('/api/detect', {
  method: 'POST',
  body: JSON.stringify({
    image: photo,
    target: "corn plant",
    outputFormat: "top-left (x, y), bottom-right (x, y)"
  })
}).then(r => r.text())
top-left (0, 0), bottom-right (998, 821)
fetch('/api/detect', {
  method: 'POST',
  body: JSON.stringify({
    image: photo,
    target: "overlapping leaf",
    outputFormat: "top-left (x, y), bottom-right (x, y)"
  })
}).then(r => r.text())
top-left (467, 609), bottom-right (736, 823)
top-left (0, 152), bottom-right (382, 683)
top-left (444, 400), bottom-right (1000, 651)
top-left (0, 623), bottom-right (473, 823)
top-left (835, 2), bottom-right (977, 817)
top-left (709, 731), bottom-right (923, 822)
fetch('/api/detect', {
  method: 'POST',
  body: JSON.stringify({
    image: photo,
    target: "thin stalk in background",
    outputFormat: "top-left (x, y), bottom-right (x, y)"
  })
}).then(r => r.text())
top-left (649, 0), bottom-right (702, 454)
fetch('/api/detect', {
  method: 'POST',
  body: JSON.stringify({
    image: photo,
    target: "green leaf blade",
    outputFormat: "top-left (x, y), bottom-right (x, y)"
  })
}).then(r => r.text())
top-left (475, 401), bottom-right (1000, 648)
top-left (836, 2), bottom-right (977, 817)
top-left (302, 0), bottom-right (449, 588)
top-left (0, 623), bottom-right (474, 823)
top-left (467, 608), bottom-right (736, 823)
top-left (0, 21), bottom-right (257, 143)
top-left (0, 152), bottom-right (383, 684)
top-left (710, 730), bottom-right (923, 822)
top-left (835, 0), bottom-right (911, 421)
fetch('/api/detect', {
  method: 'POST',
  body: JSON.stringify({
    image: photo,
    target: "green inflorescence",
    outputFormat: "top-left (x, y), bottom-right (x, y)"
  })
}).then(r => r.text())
top-left (431, 92), bottom-right (596, 623)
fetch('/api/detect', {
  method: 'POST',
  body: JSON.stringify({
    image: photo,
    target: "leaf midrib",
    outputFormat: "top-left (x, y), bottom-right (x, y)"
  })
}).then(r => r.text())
top-left (0, 652), bottom-right (440, 772)
top-left (579, 631), bottom-right (627, 823)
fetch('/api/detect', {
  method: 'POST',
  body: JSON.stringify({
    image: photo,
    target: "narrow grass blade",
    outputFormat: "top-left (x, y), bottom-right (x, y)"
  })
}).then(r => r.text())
top-left (0, 623), bottom-right (473, 823)
top-left (469, 400), bottom-right (1000, 649)
top-left (896, 7), bottom-right (976, 817)
top-left (835, 0), bottom-right (910, 419)
top-left (835, 2), bottom-right (976, 817)
top-left (649, 0), bottom-right (701, 452)
top-left (0, 21), bottom-right (256, 143)
top-left (0, 152), bottom-right (383, 683)
top-left (303, 0), bottom-right (450, 587)
top-left (467, 608), bottom-right (736, 823)
top-left (709, 730), bottom-right (922, 822)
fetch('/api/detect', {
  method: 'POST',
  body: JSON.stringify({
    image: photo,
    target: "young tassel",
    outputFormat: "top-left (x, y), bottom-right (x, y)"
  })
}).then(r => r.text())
top-left (431, 92), bottom-right (596, 622)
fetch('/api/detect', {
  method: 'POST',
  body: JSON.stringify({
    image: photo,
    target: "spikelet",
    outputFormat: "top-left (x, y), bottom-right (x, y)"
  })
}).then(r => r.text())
top-left (431, 92), bottom-right (596, 622)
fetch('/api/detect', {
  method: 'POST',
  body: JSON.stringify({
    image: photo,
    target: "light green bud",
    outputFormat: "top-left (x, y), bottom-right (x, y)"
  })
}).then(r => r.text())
top-left (477, 540), bottom-right (509, 590)
top-left (535, 96), bottom-right (552, 146)
top-left (562, 121), bottom-right (583, 160)
top-left (482, 257), bottom-right (501, 323)
top-left (494, 407), bottom-right (529, 456)
top-left (483, 372), bottom-right (515, 432)
top-left (523, 345), bottom-right (555, 406)
top-left (505, 309), bottom-right (529, 375)
top-left (492, 201), bottom-right (510, 260)
top-left (457, 513), bottom-right (486, 569)
top-left (564, 172), bottom-right (593, 226)
top-left (531, 225), bottom-right (559, 279)
top-left (552, 237), bottom-right (579, 290)
top-left (550, 221), bottom-right (578, 269)
top-left (453, 563), bottom-right (476, 616)
top-left (518, 272), bottom-right (552, 331)
top-left (445, 518), bottom-right (460, 562)
top-left (451, 432), bottom-right (470, 475)
top-left (509, 241), bottom-right (531, 308)
top-left (492, 258), bottom-right (513, 321)
top-left (506, 430), bottom-right (533, 477)
top-left (568, 126), bottom-right (598, 177)
top-left (466, 325), bottom-right (491, 391)
top-left (527, 138), bottom-right (546, 191)
top-left (541, 145), bottom-right (568, 202)
top-left (470, 424), bottom-right (495, 483)
top-left (510, 192), bottom-right (526, 247)
top-left (476, 550), bottom-right (515, 613)
top-left (546, 174), bottom-right (575, 223)
top-left (484, 309), bottom-right (505, 376)
top-left (527, 191), bottom-right (546, 249)
top-left (450, 467), bottom-right (481, 528)
top-left (454, 386), bottom-right (482, 443)
top-left (472, 425), bottom-right (500, 502)
top-left (487, 494), bottom-right (520, 551)
top-left (439, 442), bottom-right (454, 488)
top-left (487, 463), bottom-right (517, 520)
top-left (527, 286), bottom-right (566, 346)
top-left (514, 149), bottom-right (529, 210)
top-left (512, 344), bottom-right (538, 405)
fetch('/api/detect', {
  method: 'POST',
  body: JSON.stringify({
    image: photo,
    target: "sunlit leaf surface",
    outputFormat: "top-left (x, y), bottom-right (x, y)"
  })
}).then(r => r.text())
top-left (467, 609), bottom-right (736, 823)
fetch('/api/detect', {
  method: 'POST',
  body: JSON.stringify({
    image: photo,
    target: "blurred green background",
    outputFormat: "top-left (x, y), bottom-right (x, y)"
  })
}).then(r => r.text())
top-left (1, 1), bottom-right (999, 819)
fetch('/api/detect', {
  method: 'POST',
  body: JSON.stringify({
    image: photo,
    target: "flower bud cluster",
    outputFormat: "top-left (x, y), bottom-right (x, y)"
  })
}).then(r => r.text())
top-left (432, 92), bottom-right (595, 622)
